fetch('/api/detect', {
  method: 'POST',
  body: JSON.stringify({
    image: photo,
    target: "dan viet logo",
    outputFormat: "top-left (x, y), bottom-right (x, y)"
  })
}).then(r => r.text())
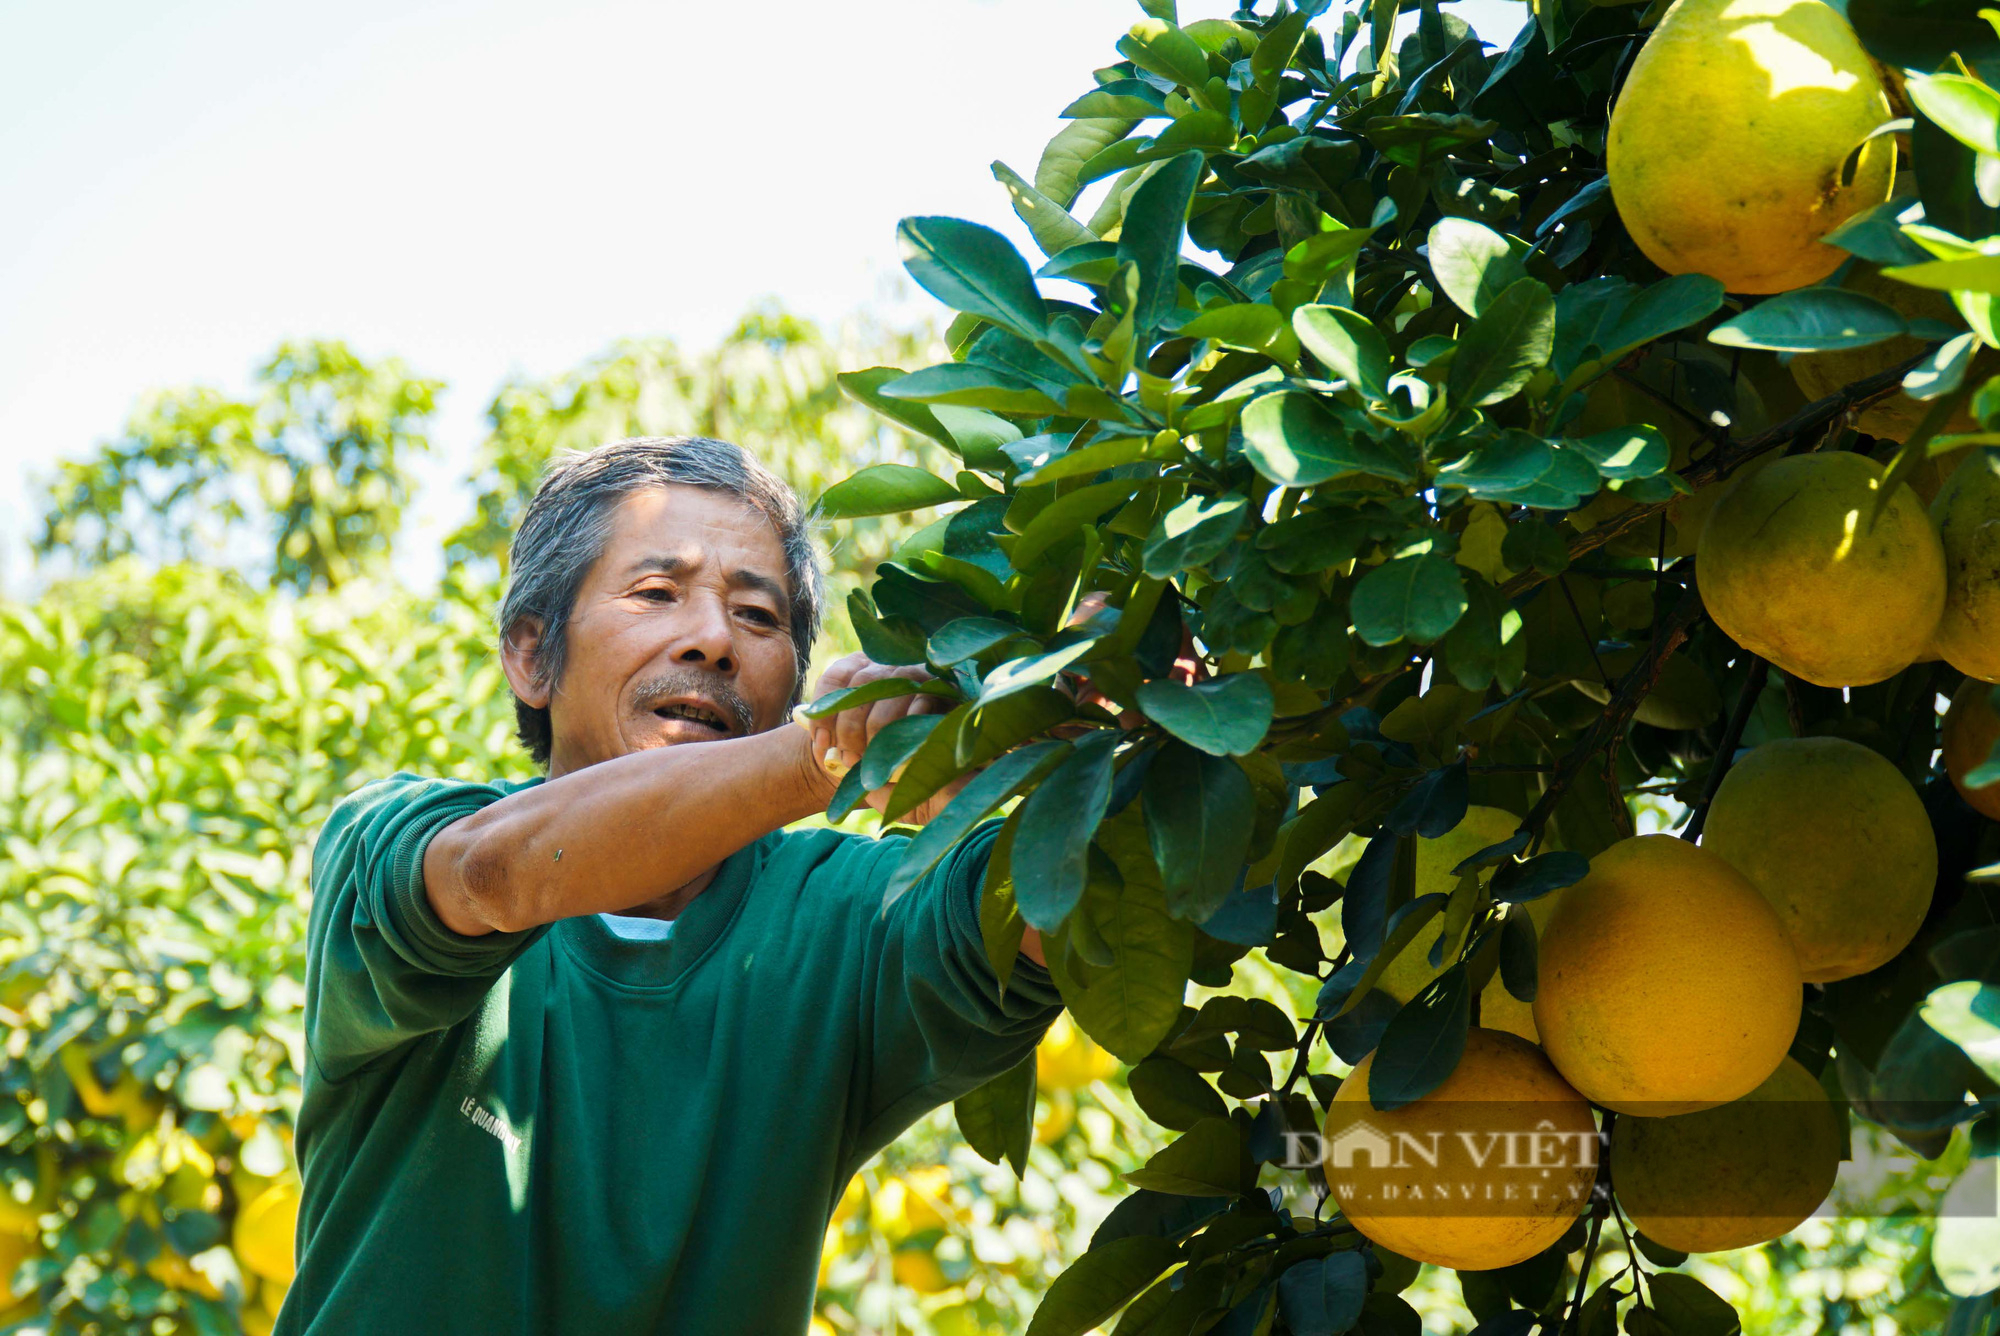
top-left (1286, 1104), bottom-right (1606, 1216)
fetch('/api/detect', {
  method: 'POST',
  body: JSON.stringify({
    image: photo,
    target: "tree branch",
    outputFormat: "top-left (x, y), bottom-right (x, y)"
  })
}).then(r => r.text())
top-left (1679, 654), bottom-right (1768, 843)
top-left (1502, 352), bottom-right (1928, 602)
top-left (1521, 584), bottom-right (1706, 840)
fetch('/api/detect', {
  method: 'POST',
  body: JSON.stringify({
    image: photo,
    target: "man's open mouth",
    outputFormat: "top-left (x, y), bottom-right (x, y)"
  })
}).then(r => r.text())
top-left (652, 701), bottom-right (733, 735)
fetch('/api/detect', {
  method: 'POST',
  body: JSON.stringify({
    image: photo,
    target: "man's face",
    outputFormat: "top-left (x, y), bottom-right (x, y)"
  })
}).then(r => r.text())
top-left (514, 485), bottom-right (800, 777)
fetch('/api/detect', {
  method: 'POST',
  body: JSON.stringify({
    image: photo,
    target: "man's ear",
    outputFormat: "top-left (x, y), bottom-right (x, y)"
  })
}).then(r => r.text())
top-left (500, 617), bottom-right (552, 708)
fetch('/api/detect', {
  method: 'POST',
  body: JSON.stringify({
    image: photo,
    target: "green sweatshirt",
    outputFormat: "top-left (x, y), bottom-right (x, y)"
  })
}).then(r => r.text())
top-left (284, 772), bottom-right (1061, 1335)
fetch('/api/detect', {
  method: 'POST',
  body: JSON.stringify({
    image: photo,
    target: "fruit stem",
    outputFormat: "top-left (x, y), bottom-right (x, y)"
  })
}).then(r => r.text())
top-left (1520, 585), bottom-right (1706, 843)
top-left (1679, 655), bottom-right (1768, 842)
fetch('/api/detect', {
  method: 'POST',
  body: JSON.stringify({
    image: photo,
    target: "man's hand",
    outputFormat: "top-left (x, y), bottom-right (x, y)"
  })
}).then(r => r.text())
top-left (800, 652), bottom-right (1043, 966)
top-left (802, 653), bottom-right (964, 824)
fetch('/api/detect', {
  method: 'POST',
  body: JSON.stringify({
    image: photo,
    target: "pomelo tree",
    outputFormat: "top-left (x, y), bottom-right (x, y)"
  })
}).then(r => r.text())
top-left (812, 0), bottom-right (2000, 1331)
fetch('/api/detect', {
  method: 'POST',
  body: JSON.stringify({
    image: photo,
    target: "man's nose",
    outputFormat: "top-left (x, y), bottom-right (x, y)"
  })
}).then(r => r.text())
top-left (669, 590), bottom-right (736, 674)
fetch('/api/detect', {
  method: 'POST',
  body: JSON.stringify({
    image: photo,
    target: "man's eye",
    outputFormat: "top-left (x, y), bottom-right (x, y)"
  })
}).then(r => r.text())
top-left (740, 607), bottom-right (779, 627)
top-left (638, 587), bottom-right (675, 602)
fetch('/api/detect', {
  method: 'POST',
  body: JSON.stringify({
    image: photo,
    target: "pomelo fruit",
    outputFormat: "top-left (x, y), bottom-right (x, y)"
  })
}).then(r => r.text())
top-left (1611, 1055), bottom-right (1843, 1252)
top-left (1702, 737), bottom-right (1936, 982)
top-left (1943, 677), bottom-right (2000, 821)
top-left (1930, 450), bottom-right (2000, 683)
top-left (1607, 0), bottom-right (1894, 293)
top-left (1697, 451), bottom-right (1944, 687)
top-left (1534, 835), bottom-right (1801, 1115)
top-left (1323, 1029), bottom-right (1597, 1270)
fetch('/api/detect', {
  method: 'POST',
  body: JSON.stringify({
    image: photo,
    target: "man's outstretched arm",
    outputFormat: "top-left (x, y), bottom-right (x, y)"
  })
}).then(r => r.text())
top-left (422, 657), bottom-right (1043, 965)
top-left (424, 723), bottom-right (837, 936)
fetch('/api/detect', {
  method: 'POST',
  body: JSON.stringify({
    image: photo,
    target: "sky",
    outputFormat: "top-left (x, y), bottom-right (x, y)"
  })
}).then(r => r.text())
top-left (0, 0), bottom-right (1524, 595)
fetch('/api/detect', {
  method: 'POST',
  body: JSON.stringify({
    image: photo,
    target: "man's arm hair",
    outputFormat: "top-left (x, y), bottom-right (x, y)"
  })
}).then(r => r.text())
top-left (423, 724), bottom-right (836, 936)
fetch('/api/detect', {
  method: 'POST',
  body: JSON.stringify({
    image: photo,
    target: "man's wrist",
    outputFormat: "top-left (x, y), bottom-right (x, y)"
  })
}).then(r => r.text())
top-left (784, 716), bottom-right (843, 816)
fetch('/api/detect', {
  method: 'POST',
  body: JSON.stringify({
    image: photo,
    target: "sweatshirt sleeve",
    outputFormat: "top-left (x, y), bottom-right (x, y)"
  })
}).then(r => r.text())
top-left (304, 773), bottom-right (549, 1084)
top-left (845, 822), bottom-right (1066, 1163)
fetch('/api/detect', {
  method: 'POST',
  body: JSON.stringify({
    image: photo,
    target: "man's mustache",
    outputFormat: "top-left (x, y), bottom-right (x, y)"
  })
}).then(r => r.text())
top-left (632, 671), bottom-right (756, 736)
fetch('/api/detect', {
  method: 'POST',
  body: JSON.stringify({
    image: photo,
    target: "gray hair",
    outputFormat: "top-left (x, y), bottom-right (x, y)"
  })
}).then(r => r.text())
top-left (498, 435), bottom-right (824, 767)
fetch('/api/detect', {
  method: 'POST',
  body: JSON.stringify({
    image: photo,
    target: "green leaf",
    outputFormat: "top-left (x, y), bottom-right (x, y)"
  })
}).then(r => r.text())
top-left (929, 617), bottom-right (1035, 666)
top-left (1566, 425), bottom-right (1670, 480)
top-left (798, 676), bottom-right (931, 719)
top-left (1240, 390), bottom-right (1415, 486)
top-left (1143, 742), bottom-right (1255, 921)
top-left (1366, 964), bottom-right (1470, 1111)
top-left (1293, 304), bottom-right (1391, 399)
top-left (1437, 431), bottom-right (1552, 500)
top-left (992, 161), bottom-right (1099, 261)
top-left (815, 463), bottom-right (961, 519)
top-left (1143, 493), bottom-right (1249, 578)
top-left (1122, 1117), bottom-right (1244, 1195)
top-left (1128, 1057), bottom-right (1229, 1130)
top-left (1064, 815), bottom-right (1196, 1061)
top-left (1036, 119), bottom-right (1140, 208)
top-left (1824, 198), bottom-right (1934, 268)
top-left (1934, 1163), bottom-right (2000, 1297)
top-left (1024, 1237), bottom-right (1183, 1336)
top-left (1447, 277), bottom-right (1555, 407)
top-left (1427, 217), bottom-right (1530, 319)
top-left (1118, 18), bottom-right (1212, 87)
top-left (897, 216), bottom-right (1049, 342)
top-left (1118, 151), bottom-right (1206, 334)
top-left (1882, 252), bottom-right (2000, 293)
top-left (882, 740), bottom-right (1069, 907)
top-left (1176, 304), bottom-right (1300, 364)
top-left (1017, 435), bottom-right (1155, 486)
top-left (1278, 1251), bottom-right (1369, 1336)
top-left (1907, 331), bottom-right (1981, 400)
top-left (1598, 273), bottom-right (1728, 363)
top-left (881, 363), bottom-right (1065, 415)
top-left (1013, 731), bottom-right (1122, 932)
top-left (954, 1050), bottom-right (1036, 1177)
top-left (1009, 478), bottom-right (1152, 572)
top-left (1846, 0), bottom-right (2000, 71)
top-left (1135, 674), bottom-right (1274, 757)
top-left (977, 637), bottom-right (1103, 705)
top-left (1920, 980), bottom-right (2000, 1082)
top-left (1499, 908), bottom-right (1538, 1004)
top-left (1708, 289), bottom-right (1908, 351)
top-left (1909, 72), bottom-right (2000, 155)
top-left (1350, 555), bottom-right (1469, 646)
top-left (1647, 1273), bottom-right (1743, 1336)
top-left (1060, 80), bottom-right (1170, 119)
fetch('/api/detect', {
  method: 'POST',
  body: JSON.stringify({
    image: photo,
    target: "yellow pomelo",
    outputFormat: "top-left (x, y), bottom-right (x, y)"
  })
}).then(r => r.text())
top-left (1323, 1029), bottom-right (1597, 1270)
top-left (0, 1232), bottom-right (35, 1309)
top-left (1697, 451), bottom-right (1945, 687)
top-left (891, 1248), bottom-right (953, 1293)
top-left (1702, 737), bottom-right (1936, 981)
top-left (1608, 0), bottom-right (1894, 293)
top-left (1372, 807), bottom-right (1562, 1042)
top-left (1534, 835), bottom-right (1801, 1115)
top-left (831, 1174), bottom-right (866, 1226)
top-left (0, 1145), bottom-right (56, 1238)
top-left (1793, 270), bottom-right (1976, 442)
top-left (878, 1165), bottom-right (954, 1240)
top-left (1612, 1056), bottom-right (1843, 1252)
top-left (1944, 677), bottom-right (2000, 821)
top-left (146, 1250), bottom-right (222, 1301)
top-left (1931, 451), bottom-right (2000, 682)
top-left (1037, 1014), bottom-right (1119, 1090)
top-left (234, 1179), bottom-right (301, 1285)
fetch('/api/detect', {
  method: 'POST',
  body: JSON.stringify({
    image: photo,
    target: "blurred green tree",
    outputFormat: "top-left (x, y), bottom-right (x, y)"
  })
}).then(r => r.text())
top-left (36, 342), bottom-right (441, 593)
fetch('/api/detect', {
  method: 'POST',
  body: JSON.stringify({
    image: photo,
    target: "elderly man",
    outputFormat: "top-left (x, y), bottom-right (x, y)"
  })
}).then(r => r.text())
top-left (288, 436), bottom-right (1060, 1335)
